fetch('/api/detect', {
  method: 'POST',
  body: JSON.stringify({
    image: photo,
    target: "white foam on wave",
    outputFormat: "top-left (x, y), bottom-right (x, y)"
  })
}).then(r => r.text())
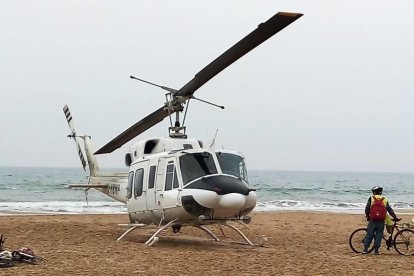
top-left (255, 200), bottom-right (366, 214)
top-left (2, 199), bottom-right (413, 216)
top-left (0, 201), bottom-right (127, 214)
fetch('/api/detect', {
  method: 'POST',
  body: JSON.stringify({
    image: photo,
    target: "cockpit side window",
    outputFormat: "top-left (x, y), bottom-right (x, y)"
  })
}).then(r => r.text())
top-left (148, 166), bottom-right (156, 189)
top-left (173, 168), bottom-right (179, 189)
top-left (216, 152), bottom-right (248, 183)
top-left (165, 161), bottom-right (179, 191)
top-left (127, 171), bottom-right (134, 199)
top-left (179, 152), bottom-right (218, 185)
top-left (134, 168), bottom-right (144, 197)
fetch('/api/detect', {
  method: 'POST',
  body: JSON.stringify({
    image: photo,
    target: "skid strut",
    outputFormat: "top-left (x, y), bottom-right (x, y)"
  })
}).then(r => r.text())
top-left (117, 219), bottom-right (259, 247)
top-left (117, 223), bottom-right (146, 241)
top-left (197, 225), bottom-right (220, 242)
top-left (222, 222), bottom-right (254, 246)
top-left (145, 219), bottom-right (178, 246)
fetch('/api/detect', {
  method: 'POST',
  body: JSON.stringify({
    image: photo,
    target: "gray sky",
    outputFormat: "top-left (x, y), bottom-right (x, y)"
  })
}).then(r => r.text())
top-left (1, 1), bottom-right (413, 172)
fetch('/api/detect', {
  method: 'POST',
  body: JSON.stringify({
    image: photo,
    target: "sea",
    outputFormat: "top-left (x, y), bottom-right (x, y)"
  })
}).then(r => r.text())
top-left (1, 167), bottom-right (414, 215)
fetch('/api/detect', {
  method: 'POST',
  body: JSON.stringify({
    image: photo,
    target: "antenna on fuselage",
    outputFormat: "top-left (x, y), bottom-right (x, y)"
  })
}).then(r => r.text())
top-left (209, 129), bottom-right (219, 149)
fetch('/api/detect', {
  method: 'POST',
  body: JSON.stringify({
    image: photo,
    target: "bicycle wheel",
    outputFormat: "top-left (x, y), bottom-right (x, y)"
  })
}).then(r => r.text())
top-left (0, 257), bottom-right (13, 268)
top-left (29, 255), bottom-right (47, 265)
top-left (349, 228), bottom-right (374, 253)
top-left (393, 229), bottom-right (414, 256)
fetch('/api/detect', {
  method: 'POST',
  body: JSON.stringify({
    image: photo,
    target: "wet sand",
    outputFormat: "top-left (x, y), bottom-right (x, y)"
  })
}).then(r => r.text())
top-left (1, 212), bottom-right (414, 275)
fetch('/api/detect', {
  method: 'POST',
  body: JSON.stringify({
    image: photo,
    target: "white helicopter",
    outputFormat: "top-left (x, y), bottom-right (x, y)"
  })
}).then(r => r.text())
top-left (64, 12), bottom-right (303, 246)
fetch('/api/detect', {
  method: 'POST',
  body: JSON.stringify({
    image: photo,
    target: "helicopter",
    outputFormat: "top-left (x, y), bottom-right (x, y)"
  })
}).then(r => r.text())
top-left (64, 11), bottom-right (303, 246)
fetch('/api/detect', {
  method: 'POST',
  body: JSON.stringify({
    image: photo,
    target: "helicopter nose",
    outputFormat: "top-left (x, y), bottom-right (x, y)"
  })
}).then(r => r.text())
top-left (184, 174), bottom-right (250, 195)
top-left (180, 174), bottom-right (256, 217)
top-left (217, 193), bottom-right (246, 209)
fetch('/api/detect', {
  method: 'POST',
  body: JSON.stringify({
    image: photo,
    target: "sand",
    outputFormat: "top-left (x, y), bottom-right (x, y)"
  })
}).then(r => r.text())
top-left (1, 211), bottom-right (414, 275)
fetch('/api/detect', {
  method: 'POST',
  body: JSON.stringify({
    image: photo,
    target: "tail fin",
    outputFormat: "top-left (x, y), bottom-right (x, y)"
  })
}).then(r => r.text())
top-left (63, 105), bottom-right (99, 175)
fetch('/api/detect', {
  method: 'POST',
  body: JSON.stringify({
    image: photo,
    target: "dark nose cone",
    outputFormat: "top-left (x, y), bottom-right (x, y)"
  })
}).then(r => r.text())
top-left (181, 195), bottom-right (212, 216)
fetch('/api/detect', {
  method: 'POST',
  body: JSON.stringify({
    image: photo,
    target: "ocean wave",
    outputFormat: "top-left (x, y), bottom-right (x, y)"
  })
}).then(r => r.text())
top-left (255, 200), bottom-right (366, 213)
top-left (0, 199), bottom-right (368, 215)
top-left (393, 202), bottom-right (414, 208)
top-left (0, 201), bottom-right (127, 214)
top-left (1, 199), bottom-right (413, 215)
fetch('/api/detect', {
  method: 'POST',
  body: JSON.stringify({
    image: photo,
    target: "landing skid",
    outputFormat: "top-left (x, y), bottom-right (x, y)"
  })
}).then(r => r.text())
top-left (117, 223), bottom-right (146, 241)
top-left (144, 219), bottom-right (178, 246)
top-left (117, 220), bottom-right (262, 247)
top-left (197, 225), bottom-right (220, 242)
top-left (198, 223), bottom-right (254, 246)
top-left (117, 220), bottom-right (179, 246)
top-left (220, 222), bottom-right (254, 246)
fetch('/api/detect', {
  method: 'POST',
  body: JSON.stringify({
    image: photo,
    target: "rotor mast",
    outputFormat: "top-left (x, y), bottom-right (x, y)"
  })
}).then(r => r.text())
top-left (130, 75), bottom-right (189, 138)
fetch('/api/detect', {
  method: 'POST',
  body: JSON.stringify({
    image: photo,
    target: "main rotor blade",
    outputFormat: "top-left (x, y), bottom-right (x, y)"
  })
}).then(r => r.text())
top-left (95, 12), bottom-right (302, 154)
top-left (95, 106), bottom-right (169, 154)
top-left (176, 12), bottom-right (303, 97)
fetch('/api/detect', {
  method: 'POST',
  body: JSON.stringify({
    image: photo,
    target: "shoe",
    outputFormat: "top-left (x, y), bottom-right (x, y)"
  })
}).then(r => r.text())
top-left (374, 251), bottom-right (381, 255)
top-left (362, 250), bottom-right (368, 254)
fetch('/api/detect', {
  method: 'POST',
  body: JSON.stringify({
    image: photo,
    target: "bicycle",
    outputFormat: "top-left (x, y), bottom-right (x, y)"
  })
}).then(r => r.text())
top-left (349, 218), bottom-right (414, 256)
top-left (11, 250), bottom-right (47, 265)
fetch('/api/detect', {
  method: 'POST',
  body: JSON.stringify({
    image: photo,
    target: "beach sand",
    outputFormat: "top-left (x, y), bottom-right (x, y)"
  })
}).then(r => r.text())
top-left (1, 212), bottom-right (414, 275)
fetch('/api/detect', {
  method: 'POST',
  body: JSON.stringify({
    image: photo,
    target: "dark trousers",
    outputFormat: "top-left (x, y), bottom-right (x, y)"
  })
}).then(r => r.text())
top-left (364, 220), bottom-right (385, 249)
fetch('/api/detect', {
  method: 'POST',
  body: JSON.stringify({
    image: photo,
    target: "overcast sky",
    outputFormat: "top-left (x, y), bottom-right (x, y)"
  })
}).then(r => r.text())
top-left (1, 1), bottom-right (413, 172)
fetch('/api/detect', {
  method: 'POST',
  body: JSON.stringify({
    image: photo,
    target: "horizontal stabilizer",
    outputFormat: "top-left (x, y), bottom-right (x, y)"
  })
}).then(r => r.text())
top-left (95, 172), bottom-right (129, 178)
top-left (68, 184), bottom-right (109, 189)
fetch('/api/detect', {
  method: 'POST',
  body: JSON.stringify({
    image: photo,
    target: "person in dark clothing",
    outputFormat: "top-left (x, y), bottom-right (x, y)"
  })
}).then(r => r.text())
top-left (363, 186), bottom-right (399, 255)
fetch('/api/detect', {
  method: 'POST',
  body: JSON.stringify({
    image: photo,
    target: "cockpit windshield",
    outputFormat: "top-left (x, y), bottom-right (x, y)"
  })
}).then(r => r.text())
top-left (179, 152), bottom-right (218, 185)
top-left (216, 152), bottom-right (248, 183)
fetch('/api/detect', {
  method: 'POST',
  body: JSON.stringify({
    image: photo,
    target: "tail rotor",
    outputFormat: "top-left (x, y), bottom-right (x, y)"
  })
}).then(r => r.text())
top-left (63, 105), bottom-right (87, 171)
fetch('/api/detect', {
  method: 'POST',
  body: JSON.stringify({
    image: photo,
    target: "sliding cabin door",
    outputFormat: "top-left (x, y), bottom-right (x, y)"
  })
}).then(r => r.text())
top-left (127, 160), bottom-right (149, 213)
top-left (145, 161), bottom-right (157, 211)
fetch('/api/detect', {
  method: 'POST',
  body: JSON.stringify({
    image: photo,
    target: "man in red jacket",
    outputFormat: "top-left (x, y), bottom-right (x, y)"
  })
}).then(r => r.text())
top-left (363, 186), bottom-right (399, 255)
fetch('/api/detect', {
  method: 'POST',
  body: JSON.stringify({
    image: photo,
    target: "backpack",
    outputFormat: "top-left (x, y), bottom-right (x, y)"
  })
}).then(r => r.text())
top-left (369, 196), bottom-right (387, 221)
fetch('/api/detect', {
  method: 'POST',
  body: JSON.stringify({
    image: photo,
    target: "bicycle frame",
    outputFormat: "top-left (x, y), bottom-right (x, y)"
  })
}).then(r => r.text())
top-left (349, 218), bottom-right (414, 255)
top-left (384, 220), bottom-right (399, 249)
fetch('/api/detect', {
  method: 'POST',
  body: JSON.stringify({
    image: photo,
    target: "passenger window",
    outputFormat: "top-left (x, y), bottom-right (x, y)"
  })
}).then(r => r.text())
top-left (148, 166), bottom-right (156, 189)
top-left (165, 162), bottom-right (180, 190)
top-left (173, 168), bottom-right (179, 189)
top-left (127, 171), bottom-right (134, 199)
top-left (134, 169), bottom-right (144, 197)
top-left (165, 163), bottom-right (174, 191)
